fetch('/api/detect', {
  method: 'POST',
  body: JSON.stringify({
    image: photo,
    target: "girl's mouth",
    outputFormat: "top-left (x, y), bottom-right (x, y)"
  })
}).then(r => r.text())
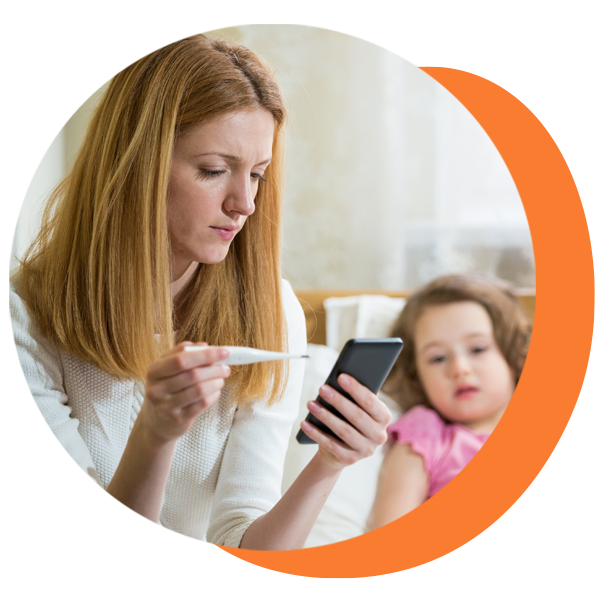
top-left (454, 385), bottom-right (479, 399)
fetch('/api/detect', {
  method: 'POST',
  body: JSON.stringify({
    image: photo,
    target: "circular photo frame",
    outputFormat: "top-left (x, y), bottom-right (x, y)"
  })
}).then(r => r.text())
top-left (221, 67), bottom-right (595, 577)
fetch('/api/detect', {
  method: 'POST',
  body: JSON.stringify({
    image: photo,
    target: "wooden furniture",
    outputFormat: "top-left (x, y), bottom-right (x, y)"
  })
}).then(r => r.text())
top-left (295, 289), bottom-right (536, 346)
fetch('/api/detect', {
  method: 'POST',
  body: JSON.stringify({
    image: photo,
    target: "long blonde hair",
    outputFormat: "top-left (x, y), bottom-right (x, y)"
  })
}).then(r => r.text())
top-left (18, 34), bottom-right (289, 405)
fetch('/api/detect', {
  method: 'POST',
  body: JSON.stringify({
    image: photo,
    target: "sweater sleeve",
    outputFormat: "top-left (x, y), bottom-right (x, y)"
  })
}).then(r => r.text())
top-left (206, 279), bottom-right (307, 547)
top-left (386, 406), bottom-right (445, 475)
top-left (10, 276), bottom-right (101, 484)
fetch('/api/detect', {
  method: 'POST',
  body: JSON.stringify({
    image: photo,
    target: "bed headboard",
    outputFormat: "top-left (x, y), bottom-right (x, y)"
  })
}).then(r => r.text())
top-left (294, 289), bottom-right (536, 346)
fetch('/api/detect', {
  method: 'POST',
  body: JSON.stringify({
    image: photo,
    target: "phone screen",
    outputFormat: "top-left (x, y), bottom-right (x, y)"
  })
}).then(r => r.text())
top-left (296, 338), bottom-right (403, 444)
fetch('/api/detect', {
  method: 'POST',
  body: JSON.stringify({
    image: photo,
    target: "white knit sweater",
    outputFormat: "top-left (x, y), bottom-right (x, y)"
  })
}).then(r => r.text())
top-left (10, 274), bottom-right (306, 547)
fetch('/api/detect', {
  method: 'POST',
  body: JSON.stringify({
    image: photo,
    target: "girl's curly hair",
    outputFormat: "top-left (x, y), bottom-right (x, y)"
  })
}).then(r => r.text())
top-left (382, 273), bottom-right (531, 412)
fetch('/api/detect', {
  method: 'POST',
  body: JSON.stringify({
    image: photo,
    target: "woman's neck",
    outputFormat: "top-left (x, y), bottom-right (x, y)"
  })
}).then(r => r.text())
top-left (170, 261), bottom-right (199, 299)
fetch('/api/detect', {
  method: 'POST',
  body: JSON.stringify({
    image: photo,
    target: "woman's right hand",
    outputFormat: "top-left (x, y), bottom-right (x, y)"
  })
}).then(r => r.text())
top-left (139, 342), bottom-right (231, 445)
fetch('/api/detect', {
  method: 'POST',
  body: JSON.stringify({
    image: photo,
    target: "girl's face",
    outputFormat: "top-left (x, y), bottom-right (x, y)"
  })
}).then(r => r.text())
top-left (414, 301), bottom-right (515, 432)
top-left (167, 108), bottom-right (275, 281)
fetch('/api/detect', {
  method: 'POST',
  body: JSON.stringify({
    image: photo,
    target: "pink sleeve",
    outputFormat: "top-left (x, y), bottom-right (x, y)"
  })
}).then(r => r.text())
top-left (386, 406), bottom-right (445, 474)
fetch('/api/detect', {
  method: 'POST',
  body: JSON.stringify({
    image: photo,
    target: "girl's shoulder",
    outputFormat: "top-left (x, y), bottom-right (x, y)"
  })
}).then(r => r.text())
top-left (385, 406), bottom-right (448, 476)
top-left (387, 405), bottom-right (445, 439)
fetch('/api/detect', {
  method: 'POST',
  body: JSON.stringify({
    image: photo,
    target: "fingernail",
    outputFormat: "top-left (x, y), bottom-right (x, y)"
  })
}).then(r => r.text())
top-left (302, 421), bottom-right (313, 431)
top-left (320, 386), bottom-right (333, 399)
top-left (339, 374), bottom-right (350, 386)
top-left (218, 348), bottom-right (229, 359)
top-left (223, 365), bottom-right (231, 376)
top-left (308, 400), bottom-right (322, 413)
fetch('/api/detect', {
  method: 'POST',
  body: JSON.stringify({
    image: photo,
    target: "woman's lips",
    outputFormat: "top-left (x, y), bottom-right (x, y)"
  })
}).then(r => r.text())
top-left (210, 226), bottom-right (238, 241)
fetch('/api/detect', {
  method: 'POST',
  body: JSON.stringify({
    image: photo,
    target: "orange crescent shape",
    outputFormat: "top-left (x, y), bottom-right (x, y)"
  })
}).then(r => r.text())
top-left (220, 67), bottom-right (594, 577)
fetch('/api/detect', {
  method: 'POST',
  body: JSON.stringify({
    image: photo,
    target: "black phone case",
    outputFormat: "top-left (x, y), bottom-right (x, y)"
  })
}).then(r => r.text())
top-left (296, 337), bottom-right (403, 444)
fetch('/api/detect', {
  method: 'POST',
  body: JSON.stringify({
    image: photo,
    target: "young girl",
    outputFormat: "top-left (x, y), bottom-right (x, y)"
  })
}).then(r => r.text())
top-left (369, 274), bottom-right (530, 529)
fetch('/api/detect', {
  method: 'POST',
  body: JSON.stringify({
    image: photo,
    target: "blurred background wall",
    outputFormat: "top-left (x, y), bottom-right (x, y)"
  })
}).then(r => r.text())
top-left (11, 25), bottom-right (534, 291)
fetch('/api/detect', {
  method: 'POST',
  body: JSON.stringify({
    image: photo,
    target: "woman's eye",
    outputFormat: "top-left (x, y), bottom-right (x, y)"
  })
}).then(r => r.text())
top-left (198, 168), bottom-right (225, 179)
top-left (251, 172), bottom-right (267, 182)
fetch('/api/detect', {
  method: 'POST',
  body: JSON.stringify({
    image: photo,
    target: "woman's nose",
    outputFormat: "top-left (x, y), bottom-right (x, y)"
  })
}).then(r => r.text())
top-left (224, 175), bottom-right (256, 217)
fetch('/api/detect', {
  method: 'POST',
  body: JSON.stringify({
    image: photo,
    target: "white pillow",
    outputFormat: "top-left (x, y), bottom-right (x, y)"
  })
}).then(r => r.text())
top-left (324, 295), bottom-right (406, 353)
top-left (281, 342), bottom-right (400, 547)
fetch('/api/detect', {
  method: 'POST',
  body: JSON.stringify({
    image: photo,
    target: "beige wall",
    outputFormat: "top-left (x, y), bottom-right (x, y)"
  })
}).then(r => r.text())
top-left (12, 26), bottom-right (534, 290)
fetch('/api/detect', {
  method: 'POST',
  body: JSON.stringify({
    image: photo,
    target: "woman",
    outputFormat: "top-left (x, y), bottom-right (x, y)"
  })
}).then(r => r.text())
top-left (11, 34), bottom-right (391, 549)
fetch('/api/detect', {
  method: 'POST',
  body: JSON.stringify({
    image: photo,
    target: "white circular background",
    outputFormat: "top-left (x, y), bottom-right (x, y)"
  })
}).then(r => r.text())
top-left (2, 2), bottom-right (598, 597)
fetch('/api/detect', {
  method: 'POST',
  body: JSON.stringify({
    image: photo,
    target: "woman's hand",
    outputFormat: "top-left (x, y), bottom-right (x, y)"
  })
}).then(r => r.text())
top-left (139, 342), bottom-right (231, 445)
top-left (241, 374), bottom-right (392, 550)
top-left (107, 342), bottom-right (230, 521)
top-left (299, 374), bottom-right (392, 472)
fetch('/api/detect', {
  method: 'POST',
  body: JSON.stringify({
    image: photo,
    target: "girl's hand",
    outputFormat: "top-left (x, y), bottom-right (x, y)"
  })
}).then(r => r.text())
top-left (300, 374), bottom-right (392, 472)
top-left (139, 342), bottom-right (231, 445)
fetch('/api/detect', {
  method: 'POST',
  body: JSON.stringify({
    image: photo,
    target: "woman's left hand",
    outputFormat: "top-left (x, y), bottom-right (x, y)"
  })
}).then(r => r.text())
top-left (299, 374), bottom-right (392, 472)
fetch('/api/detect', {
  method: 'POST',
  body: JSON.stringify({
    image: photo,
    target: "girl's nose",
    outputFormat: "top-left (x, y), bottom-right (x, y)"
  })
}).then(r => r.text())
top-left (224, 175), bottom-right (256, 217)
top-left (449, 353), bottom-right (473, 378)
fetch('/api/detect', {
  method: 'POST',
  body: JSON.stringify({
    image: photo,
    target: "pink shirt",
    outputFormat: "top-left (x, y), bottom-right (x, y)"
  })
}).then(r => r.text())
top-left (387, 406), bottom-right (490, 498)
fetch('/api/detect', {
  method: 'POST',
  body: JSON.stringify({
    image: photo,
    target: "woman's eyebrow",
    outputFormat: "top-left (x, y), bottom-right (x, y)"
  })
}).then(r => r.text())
top-left (193, 152), bottom-right (272, 165)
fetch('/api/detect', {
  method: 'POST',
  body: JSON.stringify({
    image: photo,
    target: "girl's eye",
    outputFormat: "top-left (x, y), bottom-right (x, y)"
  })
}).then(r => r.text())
top-left (429, 355), bottom-right (446, 365)
top-left (470, 346), bottom-right (488, 355)
top-left (251, 173), bottom-right (267, 182)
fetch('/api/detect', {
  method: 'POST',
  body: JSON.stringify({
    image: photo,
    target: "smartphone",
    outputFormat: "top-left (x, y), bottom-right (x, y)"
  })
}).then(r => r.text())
top-left (296, 337), bottom-right (403, 444)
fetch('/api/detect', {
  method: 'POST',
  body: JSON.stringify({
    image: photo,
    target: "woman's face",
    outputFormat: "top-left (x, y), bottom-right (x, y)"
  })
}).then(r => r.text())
top-left (167, 108), bottom-right (275, 281)
top-left (414, 301), bottom-right (516, 432)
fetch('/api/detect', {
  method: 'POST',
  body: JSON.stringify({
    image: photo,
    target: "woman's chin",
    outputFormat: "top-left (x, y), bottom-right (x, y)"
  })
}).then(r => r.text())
top-left (195, 247), bottom-right (231, 265)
